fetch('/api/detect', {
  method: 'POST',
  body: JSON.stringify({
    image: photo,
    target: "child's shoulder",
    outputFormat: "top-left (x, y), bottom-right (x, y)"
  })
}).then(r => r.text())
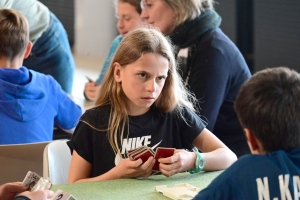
top-left (29, 69), bottom-right (57, 85)
top-left (80, 104), bottom-right (111, 128)
top-left (84, 104), bottom-right (111, 116)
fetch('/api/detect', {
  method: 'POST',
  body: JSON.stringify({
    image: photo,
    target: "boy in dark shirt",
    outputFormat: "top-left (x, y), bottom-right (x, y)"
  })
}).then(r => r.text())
top-left (194, 67), bottom-right (300, 199)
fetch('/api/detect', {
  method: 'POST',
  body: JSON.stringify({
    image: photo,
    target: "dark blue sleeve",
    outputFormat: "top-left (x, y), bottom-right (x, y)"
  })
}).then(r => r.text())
top-left (193, 178), bottom-right (243, 200)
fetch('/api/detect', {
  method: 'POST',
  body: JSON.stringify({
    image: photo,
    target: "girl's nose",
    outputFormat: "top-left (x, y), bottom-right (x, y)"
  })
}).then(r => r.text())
top-left (146, 79), bottom-right (156, 92)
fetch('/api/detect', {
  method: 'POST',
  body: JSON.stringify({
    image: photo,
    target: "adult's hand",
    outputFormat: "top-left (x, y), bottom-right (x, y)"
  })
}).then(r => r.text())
top-left (0, 182), bottom-right (27, 200)
top-left (16, 190), bottom-right (54, 200)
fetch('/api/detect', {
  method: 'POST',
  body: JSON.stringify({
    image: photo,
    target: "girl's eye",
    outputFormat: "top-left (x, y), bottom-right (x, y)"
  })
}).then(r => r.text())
top-left (157, 76), bottom-right (166, 81)
top-left (139, 73), bottom-right (147, 78)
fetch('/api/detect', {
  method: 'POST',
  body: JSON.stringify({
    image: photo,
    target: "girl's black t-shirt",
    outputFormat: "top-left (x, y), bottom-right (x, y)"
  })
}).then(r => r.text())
top-left (67, 105), bottom-right (206, 177)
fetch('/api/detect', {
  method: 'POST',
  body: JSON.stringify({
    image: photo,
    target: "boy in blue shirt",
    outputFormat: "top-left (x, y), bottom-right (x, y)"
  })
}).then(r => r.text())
top-left (0, 8), bottom-right (81, 144)
top-left (194, 67), bottom-right (300, 200)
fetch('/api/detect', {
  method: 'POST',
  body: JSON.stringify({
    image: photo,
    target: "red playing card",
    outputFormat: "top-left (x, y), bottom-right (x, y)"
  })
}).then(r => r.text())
top-left (153, 147), bottom-right (175, 171)
top-left (131, 149), bottom-right (154, 163)
top-left (129, 146), bottom-right (152, 160)
top-left (127, 146), bottom-right (145, 157)
top-left (154, 147), bottom-right (176, 159)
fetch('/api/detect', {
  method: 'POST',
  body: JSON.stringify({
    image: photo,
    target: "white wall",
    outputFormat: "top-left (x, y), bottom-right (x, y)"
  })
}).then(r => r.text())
top-left (74, 0), bottom-right (118, 58)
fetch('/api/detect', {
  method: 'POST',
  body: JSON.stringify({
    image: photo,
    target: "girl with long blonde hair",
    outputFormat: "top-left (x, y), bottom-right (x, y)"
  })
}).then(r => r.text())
top-left (68, 27), bottom-right (236, 183)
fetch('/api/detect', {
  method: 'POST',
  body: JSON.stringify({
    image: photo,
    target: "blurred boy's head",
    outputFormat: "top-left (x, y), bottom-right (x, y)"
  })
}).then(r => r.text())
top-left (0, 8), bottom-right (31, 62)
top-left (235, 67), bottom-right (300, 154)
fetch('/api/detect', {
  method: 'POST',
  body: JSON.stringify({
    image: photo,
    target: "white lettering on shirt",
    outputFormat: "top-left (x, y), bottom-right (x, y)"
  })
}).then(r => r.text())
top-left (144, 136), bottom-right (151, 146)
top-left (256, 175), bottom-right (300, 200)
top-left (279, 175), bottom-right (292, 200)
top-left (131, 138), bottom-right (136, 149)
top-left (293, 176), bottom-right (300, 199)
top-left (135, 137), bottom-right (144, 148)
top-left (121, 136), bottom-right (152, 154)
top-left (121, 138), bottom-right (132, 154)
top-left (256, 177), bottom-right (270, 200)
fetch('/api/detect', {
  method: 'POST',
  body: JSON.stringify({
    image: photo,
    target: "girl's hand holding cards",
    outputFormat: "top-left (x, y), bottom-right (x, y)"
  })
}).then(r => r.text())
top-left (115, 157), bottom-right (155, 178)
top-left (127, 146), bottom-right (177, 176)
top-left (159, 149), bottom-right (197, 177)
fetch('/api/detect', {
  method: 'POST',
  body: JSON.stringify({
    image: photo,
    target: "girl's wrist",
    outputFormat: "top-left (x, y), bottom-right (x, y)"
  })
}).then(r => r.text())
top-left (108, 165), bottom-right (124, 179)
top-left (188, 148), bottom-right (206, 174)
top-left (188, 151), bottom-right (197, 170)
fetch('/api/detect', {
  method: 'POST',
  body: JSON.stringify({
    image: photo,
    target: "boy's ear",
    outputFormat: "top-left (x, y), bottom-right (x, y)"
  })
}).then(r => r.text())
top-left (244, 128), bottom-right (264, 154)
top-left (23, 41), bottom-right (32, 59)
top-left (114, 62), bottom-right (122, 83)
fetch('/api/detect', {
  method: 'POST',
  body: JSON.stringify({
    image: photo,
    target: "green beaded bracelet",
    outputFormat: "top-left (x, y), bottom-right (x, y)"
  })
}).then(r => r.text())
top-left (188, 149), bottom-right (206, 174)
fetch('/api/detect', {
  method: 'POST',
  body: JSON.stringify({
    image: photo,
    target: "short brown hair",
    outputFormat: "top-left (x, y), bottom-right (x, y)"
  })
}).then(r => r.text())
top-left (115, 0), bottom-right (142, 14)
top-left (0, 8), bottom-right (29, 61)
top-left (234, 67), bottom-right (300, 152)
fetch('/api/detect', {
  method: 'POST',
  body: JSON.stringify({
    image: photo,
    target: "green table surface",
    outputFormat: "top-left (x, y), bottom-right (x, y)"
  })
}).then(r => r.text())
top-left (51, 171), bottom-right (223, 200)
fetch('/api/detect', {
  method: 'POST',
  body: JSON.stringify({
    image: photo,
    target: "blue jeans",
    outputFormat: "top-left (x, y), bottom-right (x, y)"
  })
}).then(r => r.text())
top-left (23, 13), bottom-right (75, 94)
